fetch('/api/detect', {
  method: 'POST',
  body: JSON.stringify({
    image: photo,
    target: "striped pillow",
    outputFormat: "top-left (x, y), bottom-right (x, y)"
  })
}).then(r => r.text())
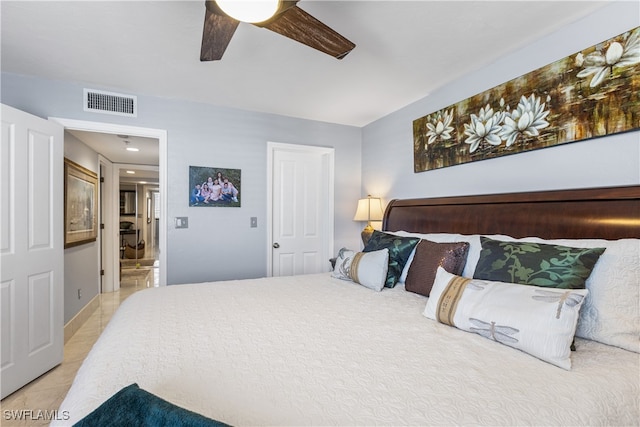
top-left (332, 248), bottom-right (389, 291)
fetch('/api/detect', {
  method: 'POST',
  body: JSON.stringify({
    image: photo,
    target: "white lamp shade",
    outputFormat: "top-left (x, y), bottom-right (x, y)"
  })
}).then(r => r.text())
top-left (216, 0), bottom-right (280, 23)
top-left (353, 197), bottom-right (384, 222)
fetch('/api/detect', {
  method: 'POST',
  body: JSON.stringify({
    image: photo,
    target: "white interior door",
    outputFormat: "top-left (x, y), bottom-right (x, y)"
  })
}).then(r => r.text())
top-left (268, 143), bottom-right (334, 277)
top-left (1, 104), bottom-right (64, 399)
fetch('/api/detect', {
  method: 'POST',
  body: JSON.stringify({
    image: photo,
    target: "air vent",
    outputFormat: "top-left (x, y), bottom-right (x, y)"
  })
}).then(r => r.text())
top-left (83, 89), bottom-right (137, 117)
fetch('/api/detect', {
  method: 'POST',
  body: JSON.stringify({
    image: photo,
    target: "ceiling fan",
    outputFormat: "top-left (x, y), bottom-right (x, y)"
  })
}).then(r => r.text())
top-left (200, 0), bottom-right (356, 61)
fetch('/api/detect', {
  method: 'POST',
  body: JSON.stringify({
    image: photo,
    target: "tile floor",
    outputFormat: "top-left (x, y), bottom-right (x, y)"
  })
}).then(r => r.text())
top-left (0, 264), bottom-right (157, 426)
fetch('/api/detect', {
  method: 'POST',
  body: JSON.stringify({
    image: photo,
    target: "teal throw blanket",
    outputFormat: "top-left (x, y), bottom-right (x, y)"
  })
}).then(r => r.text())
top-left (73, 383), bottom-right (230, 427)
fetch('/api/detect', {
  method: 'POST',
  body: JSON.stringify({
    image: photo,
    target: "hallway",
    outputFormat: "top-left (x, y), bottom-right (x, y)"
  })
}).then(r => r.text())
top-left (0, 265), bottom-right (157, 426)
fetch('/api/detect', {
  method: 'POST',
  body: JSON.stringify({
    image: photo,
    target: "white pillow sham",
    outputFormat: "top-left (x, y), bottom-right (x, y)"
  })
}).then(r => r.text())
top-left (394, 230), bottom-right (639, 353)
top-left (332, 248), bottom-right (389, 292)
top-left (424, 267), bottom-right (588, 370)
top-left (485, 236), bottom-right (639, 353)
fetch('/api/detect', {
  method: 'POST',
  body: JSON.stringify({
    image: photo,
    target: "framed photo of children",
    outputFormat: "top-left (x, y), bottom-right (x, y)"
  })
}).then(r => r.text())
top-left (189, 166), bottom-right (241, 207)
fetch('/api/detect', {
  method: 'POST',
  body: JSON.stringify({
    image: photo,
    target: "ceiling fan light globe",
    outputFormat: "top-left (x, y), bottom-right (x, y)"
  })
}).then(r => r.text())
top-left (216, 0), bottom-right (280, 23)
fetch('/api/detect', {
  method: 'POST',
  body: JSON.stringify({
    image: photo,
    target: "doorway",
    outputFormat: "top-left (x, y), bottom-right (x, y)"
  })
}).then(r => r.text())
top-left (266, 142), bottom-right (334, 277)
top-left (50, 118), bottom-right (167, 288)
top-left (117, 173), bottom-right (159, 289)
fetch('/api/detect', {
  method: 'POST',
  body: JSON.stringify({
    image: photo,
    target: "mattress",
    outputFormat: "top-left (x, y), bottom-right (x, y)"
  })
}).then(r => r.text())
top-left (55, 273), bottom-right (640, 426)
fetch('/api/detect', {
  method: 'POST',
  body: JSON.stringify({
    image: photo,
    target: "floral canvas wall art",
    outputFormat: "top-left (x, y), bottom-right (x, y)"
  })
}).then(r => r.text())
top-left (413, 26), bottom-right (640, 172)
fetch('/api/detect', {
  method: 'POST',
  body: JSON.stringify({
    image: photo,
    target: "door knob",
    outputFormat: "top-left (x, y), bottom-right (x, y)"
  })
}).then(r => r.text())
top-left (273, 242), bottom-right (280, 248)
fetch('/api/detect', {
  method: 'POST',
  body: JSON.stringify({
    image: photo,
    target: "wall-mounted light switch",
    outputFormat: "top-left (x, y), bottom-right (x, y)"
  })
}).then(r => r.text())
top-left (175, 217), bottom-right (189, 228)
top-left (250, 217), bottom-right (258, 228)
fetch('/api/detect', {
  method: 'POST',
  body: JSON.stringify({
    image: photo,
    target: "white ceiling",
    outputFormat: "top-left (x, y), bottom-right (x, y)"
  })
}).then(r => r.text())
top-left (66, 130), bottom-right (160, 183)
top-left (1, 0), bottom-right (610, 172)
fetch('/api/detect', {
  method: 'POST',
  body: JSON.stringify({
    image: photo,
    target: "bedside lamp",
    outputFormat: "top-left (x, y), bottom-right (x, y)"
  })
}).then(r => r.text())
top-left (353, 195), bottom-right (384, 245)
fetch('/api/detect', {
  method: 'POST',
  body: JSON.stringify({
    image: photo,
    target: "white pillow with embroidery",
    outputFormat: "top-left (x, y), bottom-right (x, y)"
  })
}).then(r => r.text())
top-left (332, 248), bottom-right (389, 292)
top-left (424, 267), bottom-right (588, 370)
top-left (394, 231), bottom-right (639, 353)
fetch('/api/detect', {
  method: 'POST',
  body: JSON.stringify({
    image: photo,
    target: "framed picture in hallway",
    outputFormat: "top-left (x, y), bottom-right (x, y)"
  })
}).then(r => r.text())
top-left (64, 158), bottom-right (98, 248)
top-left (189, 166), bottom-right (241, 207)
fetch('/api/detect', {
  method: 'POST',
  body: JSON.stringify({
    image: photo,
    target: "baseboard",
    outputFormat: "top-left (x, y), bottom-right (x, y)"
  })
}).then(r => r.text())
top-left (64, 294), bottom-right (100, 343)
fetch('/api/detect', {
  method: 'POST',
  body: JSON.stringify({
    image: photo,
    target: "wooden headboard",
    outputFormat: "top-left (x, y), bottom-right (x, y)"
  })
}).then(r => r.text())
top-left (383, 186), bottom-right (640, 240)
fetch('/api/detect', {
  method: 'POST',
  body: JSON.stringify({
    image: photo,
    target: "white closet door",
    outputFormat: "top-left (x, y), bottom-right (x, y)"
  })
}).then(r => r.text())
top-left (270, 143), bottom-right (334, 277)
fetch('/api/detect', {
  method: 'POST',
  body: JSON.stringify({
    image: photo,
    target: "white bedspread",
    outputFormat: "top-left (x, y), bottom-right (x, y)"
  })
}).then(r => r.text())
top-left (55, 273), bottom-right (640, 426)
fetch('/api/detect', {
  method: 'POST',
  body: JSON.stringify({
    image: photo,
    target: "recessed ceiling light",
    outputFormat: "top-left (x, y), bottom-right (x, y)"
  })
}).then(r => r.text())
top-left (126, 170), bottom-right (135, 174)
top-left (123, 140), bottom-right (139, 152)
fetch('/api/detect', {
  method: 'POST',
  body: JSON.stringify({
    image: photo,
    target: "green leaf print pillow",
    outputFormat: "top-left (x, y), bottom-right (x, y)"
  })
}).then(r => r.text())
top-left (473, 236), bottom-right (605, 289)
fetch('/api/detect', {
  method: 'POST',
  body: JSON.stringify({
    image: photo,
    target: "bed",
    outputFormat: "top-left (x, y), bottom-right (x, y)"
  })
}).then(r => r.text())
top-left (55, 185), bottom-right (639, 426)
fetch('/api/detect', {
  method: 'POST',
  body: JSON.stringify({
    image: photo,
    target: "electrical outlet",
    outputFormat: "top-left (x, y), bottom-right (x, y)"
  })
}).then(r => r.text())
top-left (250, 217), bottom-right (258, 228)
top-left (175, 217), bottom-right (189, 229)
top-left (77, 289), bottom-right (82, 299)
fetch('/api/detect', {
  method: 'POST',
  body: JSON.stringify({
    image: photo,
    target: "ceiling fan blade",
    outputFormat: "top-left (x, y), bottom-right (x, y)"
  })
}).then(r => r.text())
top-left (258, 5), bottom-right (355, 59)
top-left (200, 6), bottom-right (239, 61)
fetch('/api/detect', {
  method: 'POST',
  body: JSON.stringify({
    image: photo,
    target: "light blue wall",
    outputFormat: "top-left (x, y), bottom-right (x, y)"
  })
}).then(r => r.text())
top-left (63, 132), bottom-right (101, 323)
top-left (362, 1), bottom-right (640, 203)
top-left (4, 1), bottom-right (639, 322)
top-left (1, 75), bottom-right (364, 289)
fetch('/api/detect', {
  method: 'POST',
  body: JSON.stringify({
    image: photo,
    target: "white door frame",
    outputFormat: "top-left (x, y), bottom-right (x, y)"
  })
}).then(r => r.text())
top-left (98, 155), bottom-right (113, 292)
top-left (49, 118), bottom-right (167, 287)
top-left (266, 141), bottom-right (334, 277)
